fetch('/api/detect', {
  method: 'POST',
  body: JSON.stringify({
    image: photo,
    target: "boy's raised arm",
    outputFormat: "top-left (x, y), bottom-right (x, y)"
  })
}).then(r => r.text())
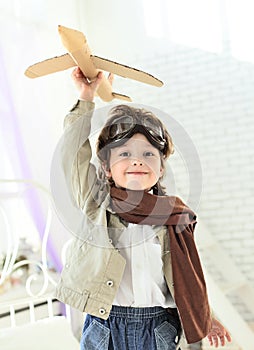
top-left (61, 69), bottom-right (114, 208)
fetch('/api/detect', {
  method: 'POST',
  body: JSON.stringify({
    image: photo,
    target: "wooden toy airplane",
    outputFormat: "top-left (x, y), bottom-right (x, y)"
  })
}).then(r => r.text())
top-left (25, 25), bottom-right (163, 102)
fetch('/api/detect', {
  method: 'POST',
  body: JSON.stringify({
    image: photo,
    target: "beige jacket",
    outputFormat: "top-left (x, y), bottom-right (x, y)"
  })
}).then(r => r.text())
top-left (55, 100), bottom-right (175, 320)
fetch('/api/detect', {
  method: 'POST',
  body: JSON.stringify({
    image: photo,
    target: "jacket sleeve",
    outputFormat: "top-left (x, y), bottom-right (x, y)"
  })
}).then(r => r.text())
top-left (61, 99), bottom-right (99, 209)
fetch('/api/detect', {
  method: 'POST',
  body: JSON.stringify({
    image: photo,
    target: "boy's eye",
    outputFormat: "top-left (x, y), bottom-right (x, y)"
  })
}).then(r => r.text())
top-left (144, 151), bottom-right (154, 157)
top-left (119, 151), bottom-right (131, 157)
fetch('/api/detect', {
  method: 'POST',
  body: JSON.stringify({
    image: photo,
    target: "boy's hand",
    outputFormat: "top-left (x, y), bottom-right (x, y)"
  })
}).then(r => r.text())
top-left (71, 67), bottom-right (113, 102)
top-left (207, 318), bottom-right (231, 347)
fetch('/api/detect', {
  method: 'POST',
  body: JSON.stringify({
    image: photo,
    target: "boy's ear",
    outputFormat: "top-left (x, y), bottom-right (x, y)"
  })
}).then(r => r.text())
top-left (102, 162), bottom-right (111, 178)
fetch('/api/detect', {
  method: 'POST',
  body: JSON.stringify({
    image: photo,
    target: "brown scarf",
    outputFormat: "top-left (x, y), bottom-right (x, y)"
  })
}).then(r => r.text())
top-left (110, 186), bottom-right (212, 344)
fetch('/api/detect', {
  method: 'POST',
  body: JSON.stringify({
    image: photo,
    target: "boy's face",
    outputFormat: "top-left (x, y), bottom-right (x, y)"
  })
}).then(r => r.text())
top-left (106, 133), bottom-right (163, 191)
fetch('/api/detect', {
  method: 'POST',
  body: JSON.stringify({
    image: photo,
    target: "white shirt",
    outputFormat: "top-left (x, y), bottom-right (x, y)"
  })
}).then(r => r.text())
top-left (112, 223), bottom-right (176, 308)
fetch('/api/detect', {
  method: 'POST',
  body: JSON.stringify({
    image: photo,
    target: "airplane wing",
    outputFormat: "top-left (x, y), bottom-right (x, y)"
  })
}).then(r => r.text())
top-left (24, 53), bottom-right (76, 78)
top-left (91, 55), bottom-right (163, 87)
top-left (25, 53), bottom-right (163, 87)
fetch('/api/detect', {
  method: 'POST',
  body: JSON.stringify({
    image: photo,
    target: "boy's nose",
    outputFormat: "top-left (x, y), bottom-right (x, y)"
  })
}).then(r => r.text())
top-left (132, 159), bottom-right (143, 166)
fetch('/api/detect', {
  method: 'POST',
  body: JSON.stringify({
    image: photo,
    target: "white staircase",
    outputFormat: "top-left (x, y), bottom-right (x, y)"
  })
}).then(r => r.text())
top-left (195, 221), bottom-right (254, 350)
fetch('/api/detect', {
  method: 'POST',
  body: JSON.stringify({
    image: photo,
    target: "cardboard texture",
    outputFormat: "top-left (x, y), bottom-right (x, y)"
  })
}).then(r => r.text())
top-left (25, 25), bottom-right (163, 102)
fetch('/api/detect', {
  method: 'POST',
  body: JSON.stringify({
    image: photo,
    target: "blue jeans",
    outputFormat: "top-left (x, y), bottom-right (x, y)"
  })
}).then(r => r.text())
top-left (80, 305), bottom-right (181, 350)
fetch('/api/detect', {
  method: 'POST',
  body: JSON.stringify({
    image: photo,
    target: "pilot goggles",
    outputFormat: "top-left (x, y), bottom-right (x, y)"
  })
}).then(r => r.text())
top-left (106, 115), bottom-right (167, 152)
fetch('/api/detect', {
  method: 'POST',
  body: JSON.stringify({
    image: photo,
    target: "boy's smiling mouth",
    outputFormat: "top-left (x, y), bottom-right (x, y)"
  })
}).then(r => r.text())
top-left (126, 171), bottom-right (148, 175)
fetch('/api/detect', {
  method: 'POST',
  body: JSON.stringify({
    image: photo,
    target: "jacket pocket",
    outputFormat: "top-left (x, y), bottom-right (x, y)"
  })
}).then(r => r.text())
top-left (80, 319), bottom-right (110, 350)
top-left (154, 321), bottom-right (177, 350)
top-left (56, 285), bottom-right (89, 312)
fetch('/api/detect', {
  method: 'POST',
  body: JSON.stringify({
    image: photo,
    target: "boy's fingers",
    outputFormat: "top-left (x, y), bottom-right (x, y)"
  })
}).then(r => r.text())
top-left (72, 67), bottom-right (86, 81)
top-left (91, 71), bottom-right (103, 89)
top-left (219, 335), bottom-right (225, 346)
top-left (71, 67), bottom-right (77, 77)
top-left (97, 71), bottom-right (103, 79)
top-left (226, 331), bottom-right (232, 342)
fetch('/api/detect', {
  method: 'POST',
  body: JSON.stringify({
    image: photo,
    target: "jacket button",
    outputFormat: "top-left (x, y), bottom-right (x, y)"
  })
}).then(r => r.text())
top-left (106, 280), bottom-right (114, 287)
top-left (99, 308), bottom-right (106, 315)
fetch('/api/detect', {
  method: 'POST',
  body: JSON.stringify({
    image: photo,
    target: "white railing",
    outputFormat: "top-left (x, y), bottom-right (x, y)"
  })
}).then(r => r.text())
top-left (0, 179), bottom-right (57, 297)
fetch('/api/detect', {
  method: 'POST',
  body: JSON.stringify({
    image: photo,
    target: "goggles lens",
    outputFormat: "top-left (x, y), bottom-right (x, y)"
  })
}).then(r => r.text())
top-left (109, 116), bottom-right (133, 138)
